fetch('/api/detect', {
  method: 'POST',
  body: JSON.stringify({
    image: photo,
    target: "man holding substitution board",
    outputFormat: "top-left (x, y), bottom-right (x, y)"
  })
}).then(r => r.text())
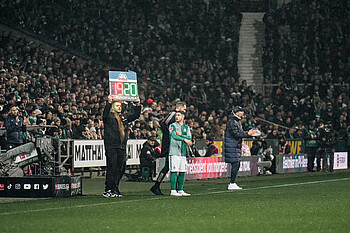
top-left (103, 71), bottom-right (141, 198)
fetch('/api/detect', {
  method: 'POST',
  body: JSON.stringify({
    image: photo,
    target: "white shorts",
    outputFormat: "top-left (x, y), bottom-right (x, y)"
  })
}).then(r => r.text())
top-left (169, 155), bottom-right (187, 172)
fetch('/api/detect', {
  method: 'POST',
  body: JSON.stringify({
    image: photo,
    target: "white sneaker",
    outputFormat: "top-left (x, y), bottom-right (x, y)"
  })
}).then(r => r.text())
top-left (178, 190), bottom-right (191, 196)
top-left (266, 170), bottom-right (272, 175)
top-left (170, 190), bottom-right (182, 196)
top-left (228, 183), bottom-right (242, 190)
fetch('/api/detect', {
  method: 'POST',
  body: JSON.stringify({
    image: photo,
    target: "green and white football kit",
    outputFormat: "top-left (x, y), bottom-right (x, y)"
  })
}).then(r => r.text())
top-left (169, 122), bottom-right (191, 196)
top-left (169, 122), bottom-right (191, 171)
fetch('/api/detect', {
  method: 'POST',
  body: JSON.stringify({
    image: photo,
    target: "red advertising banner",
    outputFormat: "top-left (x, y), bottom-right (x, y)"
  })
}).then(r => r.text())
top-left (186, 157), bottom-right (230, 180)
top-left (155, 156), bottom-right (259, 181)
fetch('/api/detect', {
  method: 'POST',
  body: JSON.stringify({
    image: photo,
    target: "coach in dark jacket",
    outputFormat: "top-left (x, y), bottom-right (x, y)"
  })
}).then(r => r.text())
top-left (103, 95), bottom-right (141, 198)
top-left (5, 106), bottom-right (26, 149)
top-left (224, 106), bottom-right (259, 190)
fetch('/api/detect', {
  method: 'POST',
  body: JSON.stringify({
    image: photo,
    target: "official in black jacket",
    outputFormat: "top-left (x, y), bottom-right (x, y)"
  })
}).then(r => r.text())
top-left (103, 95), bottom-right (141, 198)
top-left (150, 101), bottom-right (186, 195)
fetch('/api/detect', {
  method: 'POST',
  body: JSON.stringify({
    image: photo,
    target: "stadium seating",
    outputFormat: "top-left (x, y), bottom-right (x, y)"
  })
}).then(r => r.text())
top-left (0, 0), bottom-right (349, 143)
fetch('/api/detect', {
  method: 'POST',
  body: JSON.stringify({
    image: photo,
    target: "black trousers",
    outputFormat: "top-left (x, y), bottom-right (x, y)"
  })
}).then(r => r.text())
top-left (155, 155), bottom-right (169, 184)
top-left (105, 148), bottom-right (126, 193)
top-left (230, 161), bottom-right (241, 183)
top-left (306, 147), bottom-right (318, 172)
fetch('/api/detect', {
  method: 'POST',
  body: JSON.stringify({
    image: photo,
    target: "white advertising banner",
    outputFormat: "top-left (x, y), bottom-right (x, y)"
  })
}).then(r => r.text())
top-left (73, 139), bottom-right (146, 168)
top-left (73, 140), bottom-right (105, 168)
top-left (334, 152), bottom-right (348, 170)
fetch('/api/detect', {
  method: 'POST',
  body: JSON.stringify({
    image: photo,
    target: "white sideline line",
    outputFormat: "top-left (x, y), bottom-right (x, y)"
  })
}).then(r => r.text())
top-left (0, 177), bottom-right (349, 216)
top-left (199, 177), bottom-right (350, 195)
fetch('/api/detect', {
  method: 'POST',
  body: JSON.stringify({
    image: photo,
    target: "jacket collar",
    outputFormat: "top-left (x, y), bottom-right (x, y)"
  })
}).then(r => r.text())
top-left (229, 114), bottom-right (241, 121)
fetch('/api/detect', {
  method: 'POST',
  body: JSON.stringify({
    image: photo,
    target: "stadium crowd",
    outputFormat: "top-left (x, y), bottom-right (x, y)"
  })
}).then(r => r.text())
top-left (0, 0), bottom-right (349, 154)
top-left (261, 0), bottom-right (349, 141)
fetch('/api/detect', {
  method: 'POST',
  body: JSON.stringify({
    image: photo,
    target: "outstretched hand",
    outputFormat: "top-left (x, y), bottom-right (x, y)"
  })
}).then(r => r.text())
top-left (248, 129), bottom-right (261, 137)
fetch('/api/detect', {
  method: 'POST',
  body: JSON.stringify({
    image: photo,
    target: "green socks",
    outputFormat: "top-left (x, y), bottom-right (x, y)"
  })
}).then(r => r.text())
top-left (170, 172), bottom-right (178, 190)
top-left (170, 172), bottom-right (185, 190)
top-left (177, 172), bottom-right (185, 190)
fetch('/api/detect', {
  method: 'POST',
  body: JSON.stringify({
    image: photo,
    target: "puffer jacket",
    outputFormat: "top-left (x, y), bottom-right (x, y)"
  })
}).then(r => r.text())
top-left (4, 114), bottom-right (26, 144)
top-left (224, 114), bottom-right (249, 163)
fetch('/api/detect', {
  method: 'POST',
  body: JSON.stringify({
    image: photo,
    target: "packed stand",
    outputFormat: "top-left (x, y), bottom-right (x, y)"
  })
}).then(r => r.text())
top-left (0, 0), bottom-right (349, 153)
top-left (0, 0), bottom-right (245, 141)
top-left (0, 0), bottom-right (243, 112)
top-left (0, 30), bottom-right (235, 147)
top-left (261, 0), bottom-right (349, 141)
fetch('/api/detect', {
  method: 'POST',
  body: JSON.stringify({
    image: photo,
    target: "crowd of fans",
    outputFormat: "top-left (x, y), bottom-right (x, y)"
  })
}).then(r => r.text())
top-left (0, 0), bottom-right (349, 151)
top-left (1, 0), bottom-right (243, 112)
top-left (0, 31), bottom-right (107, 147)
top-left (260, 0), bottom-right (349, 141)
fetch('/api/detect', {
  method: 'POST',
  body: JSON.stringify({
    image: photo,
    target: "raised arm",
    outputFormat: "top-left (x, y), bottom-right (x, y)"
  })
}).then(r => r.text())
top-left (126, 97), bottom-right (141, 122)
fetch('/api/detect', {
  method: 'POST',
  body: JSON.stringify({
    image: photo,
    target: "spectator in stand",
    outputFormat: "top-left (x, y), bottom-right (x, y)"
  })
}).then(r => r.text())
top-left (89, 127), bottom-right (100, 140)
top-left (4, 106), bottom-right (27, 149)
top-left (72, 118), bottom-right (83, 139)
top-left (285, 126), bottom-right (297, 139)
top-left (204, 136), bottom-right (221, 157)
top-left (266, 128), bottom-right (279, 139)
top-left (28, 109), bottom-right (41, 125)
top-left (279, 136), bottom-right (291, 155)
top-left (130, 128), bottom-right (142, 140)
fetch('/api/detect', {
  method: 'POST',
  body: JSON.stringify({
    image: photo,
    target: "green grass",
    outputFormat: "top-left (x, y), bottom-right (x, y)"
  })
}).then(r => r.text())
top-left (1, 170), bottom-right (350, 233)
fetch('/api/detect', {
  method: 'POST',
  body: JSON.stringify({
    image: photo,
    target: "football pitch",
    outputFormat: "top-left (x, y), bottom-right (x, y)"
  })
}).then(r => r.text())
top-left (1, 170), bottom-right (349, 233)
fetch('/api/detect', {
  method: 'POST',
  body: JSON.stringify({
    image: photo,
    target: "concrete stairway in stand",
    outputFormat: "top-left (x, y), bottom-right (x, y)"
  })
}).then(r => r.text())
top-left (238, 12), bottom-right (265, 94)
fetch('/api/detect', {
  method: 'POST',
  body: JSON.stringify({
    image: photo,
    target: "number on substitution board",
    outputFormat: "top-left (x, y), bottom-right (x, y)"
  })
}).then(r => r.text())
top-left (113, 82), bottom-right (138, 96)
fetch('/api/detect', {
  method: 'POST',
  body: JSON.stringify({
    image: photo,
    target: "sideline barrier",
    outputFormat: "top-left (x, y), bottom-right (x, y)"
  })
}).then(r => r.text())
top-left (0, 175), bottom-right (82, 197)
top-left (276, 154), bottom-right (308, 173)
top-left (276, 152), bottom-right (348, 174)
top-left (73, 139), bottom-right (146, 168)
top-left (155, 156), bottom-right (259, 181)
top-left (68, 139), bottom-right (348, 177)
top-left (334, 152), bottom-right (348, 170)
